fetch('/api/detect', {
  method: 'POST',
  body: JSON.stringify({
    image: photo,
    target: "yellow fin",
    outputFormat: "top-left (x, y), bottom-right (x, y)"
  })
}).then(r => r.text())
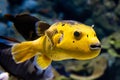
top-left (36, 54), bottom-right (52, 70)
top-left (12, 41), bottom-right (40, 63)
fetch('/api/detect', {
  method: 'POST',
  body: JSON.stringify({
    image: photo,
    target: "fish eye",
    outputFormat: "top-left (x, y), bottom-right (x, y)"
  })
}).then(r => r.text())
top-left (74, 31), bottom-right (81, 40)
top-left (74, 31), bottom-right (80, 37)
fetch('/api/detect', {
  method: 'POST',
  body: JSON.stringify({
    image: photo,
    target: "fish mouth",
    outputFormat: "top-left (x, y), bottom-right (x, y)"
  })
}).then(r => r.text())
top-left (90, 43), bottom-right (101, 50)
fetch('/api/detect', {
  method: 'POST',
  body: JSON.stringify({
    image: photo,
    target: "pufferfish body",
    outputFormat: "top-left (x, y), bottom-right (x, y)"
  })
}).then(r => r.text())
top-left (11, 20), bottom-right (101, 70)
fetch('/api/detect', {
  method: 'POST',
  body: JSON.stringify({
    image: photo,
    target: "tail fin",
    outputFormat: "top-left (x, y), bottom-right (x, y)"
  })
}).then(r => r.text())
top-left (12, 41), bottom-right (40, 63)
top-left (0, 36), bottom-right (40, 64)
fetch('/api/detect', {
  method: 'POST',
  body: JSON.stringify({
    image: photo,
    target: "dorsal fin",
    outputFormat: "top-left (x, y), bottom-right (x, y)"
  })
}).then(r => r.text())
top-left (35, 21), bottom-right (50, 36)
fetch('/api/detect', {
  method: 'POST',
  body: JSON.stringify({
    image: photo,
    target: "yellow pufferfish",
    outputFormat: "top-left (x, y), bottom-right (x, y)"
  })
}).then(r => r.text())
top-left (12, 20), bottom-right (101, 70)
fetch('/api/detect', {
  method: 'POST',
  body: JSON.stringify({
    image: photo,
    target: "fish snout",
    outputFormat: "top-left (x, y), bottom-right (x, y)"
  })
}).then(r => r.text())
top-left (90, 43), bottom-right (101, 50)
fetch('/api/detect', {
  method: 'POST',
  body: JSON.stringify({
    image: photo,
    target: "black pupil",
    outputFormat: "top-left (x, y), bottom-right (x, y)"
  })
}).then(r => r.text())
top-left (74, 31), bottom-right (80, 37)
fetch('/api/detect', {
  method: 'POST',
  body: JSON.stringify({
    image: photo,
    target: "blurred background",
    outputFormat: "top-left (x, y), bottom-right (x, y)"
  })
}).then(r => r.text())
top-left (0, 0), bottom-right (120, 80)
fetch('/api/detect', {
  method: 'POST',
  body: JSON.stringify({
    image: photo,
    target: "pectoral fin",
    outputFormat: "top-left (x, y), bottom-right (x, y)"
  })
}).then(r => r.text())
top-left (12, 41), bottom-right (40, 63)
top-left (35, 54), bottom-right (52, 70)
top-left (45, 29), bottom-right (58, 48)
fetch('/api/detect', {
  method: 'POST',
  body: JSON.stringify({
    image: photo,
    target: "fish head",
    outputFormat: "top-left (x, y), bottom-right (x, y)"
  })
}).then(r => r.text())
top-left (46, 20), bottom-right (101, 60)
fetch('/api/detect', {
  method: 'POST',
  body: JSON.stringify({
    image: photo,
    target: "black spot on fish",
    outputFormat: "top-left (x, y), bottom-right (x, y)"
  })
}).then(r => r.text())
top-left (87, 35), bottom-right (89, 38)
top-left (62, 24), bottom-right (65, 26)
top-left (73, 41), bottom-right (75, 43)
